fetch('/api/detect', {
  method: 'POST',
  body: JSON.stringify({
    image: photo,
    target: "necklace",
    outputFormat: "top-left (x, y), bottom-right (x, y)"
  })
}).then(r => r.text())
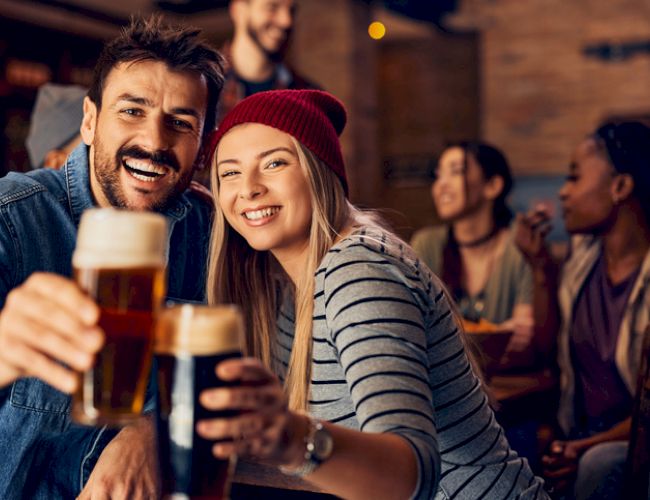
top-left (455, 225), bottom-right (500, 248)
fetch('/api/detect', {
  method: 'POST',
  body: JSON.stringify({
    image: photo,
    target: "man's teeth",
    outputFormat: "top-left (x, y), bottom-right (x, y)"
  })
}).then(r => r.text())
top-left (244, 207), bottom-right (280, 220)
top-left (124, 159), bottom-right (167, 182)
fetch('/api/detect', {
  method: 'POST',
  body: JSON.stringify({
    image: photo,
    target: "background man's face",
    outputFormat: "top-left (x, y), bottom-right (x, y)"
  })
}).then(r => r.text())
top-left (80, 60), bottom-right (208, 211)
top-left (245, 0), bottom-right (296, 60)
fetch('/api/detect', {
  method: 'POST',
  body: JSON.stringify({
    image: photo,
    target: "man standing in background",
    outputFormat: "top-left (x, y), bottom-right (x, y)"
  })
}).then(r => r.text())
top-left (219, 0), bottom-right (319, 120)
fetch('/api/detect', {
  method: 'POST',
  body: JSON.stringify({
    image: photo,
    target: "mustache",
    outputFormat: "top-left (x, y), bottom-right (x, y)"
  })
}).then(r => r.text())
top-left (118, 145), bottom-right (180, 172)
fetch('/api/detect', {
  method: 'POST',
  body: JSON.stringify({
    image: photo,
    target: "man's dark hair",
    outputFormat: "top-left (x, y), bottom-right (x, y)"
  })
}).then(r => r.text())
top-left (88, 15), bottom-right (226, 136)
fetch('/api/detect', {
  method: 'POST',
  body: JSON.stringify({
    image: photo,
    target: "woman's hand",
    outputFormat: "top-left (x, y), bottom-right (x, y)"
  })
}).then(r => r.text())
top-left (542, 439), bottom-right (588, 495)
top-left (515, 206), bottom-right (553, 268)
top-left (196, 357), bottom-right (303, 465)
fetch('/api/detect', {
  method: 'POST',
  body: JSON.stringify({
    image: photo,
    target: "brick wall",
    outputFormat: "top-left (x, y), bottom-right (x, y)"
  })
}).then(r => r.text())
top-left (452, 0), bottom-right (650, 175)
top-left (291, 2), bottom-right (479, 236)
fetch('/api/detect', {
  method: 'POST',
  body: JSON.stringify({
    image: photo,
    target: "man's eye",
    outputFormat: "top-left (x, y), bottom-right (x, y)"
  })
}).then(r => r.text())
top-left (171, 119), bottom-right (192, 131)
top-left (122, 108), bottom-right (142, 116)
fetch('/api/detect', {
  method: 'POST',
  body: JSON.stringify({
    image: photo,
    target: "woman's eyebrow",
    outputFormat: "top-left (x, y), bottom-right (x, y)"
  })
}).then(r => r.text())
top-left (217, 146), bottom-right (296, 168)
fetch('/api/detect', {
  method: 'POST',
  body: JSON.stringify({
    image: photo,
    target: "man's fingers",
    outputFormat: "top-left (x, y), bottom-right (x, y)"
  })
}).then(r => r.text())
top-left (7, 314), bottom-right (96, 373)
top-left (23, 273), bottom-right (99, 322)
top-left (0, 338), bottom-right (78, 393)
top-left (3, 289), bottom-right (102, 352)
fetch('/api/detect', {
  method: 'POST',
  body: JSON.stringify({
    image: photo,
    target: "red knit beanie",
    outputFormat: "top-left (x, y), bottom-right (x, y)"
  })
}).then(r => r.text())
top-left (210, 89), bottom-right (348, 194)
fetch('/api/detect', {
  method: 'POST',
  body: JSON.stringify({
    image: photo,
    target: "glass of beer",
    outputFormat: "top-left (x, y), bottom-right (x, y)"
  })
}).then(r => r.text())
top-left (72, 208), bottom-right (167, 426)
top-left (155, 304), bottom-right (244, 500)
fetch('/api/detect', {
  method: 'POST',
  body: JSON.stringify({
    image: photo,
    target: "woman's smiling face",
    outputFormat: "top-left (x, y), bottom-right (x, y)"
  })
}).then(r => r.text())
top-left (215, 123), bottom-right (313, 263)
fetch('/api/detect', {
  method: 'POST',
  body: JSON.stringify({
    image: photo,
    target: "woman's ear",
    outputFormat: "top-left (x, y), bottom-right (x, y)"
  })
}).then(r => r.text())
top-left (80, 96), bottom-right (97, 146)
top-left (483, 175), bottom-right (505, 201)
top-left (611, 173), bottom-right (634, 204)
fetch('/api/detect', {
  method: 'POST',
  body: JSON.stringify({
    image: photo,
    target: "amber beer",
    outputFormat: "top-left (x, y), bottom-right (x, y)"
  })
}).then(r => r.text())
top-left (155, 305), bottom-right (244, 500)
top-left (72, 208), bottom-right (167, 426)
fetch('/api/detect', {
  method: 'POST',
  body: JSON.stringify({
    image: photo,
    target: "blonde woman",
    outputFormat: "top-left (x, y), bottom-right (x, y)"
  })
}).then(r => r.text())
top-left (196, 89), bottom-right (546, 499)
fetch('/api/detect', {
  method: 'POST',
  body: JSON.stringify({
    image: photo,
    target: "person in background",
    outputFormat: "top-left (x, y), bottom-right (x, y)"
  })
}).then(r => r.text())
top-left (516, 121), bottom-right (650, 499)
top-left (0, 16), bottom-right (224, 499)
top-left (411, 142), bottom-right (542, 368)
top-left (198, 89), bottom-right (547, 499)
top-left (219, 0), bottom-right (318, 121)
top-left (25, 83), bottom-right (86, 169)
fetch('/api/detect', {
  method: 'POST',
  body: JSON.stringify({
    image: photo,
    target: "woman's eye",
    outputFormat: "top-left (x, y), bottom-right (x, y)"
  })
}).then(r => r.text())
top-left (219, 170), bottom-right (239, 178)
top-left (266, 159), bottom-right (286, 169)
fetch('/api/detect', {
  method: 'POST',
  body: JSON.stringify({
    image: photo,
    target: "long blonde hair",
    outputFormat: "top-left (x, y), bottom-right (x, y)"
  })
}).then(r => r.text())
top-left (207, 136), bottom-right (350, 410)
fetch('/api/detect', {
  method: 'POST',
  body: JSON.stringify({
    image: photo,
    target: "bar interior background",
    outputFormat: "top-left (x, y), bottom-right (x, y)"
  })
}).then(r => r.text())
top-left (1, 0), bottom-right (649, 240)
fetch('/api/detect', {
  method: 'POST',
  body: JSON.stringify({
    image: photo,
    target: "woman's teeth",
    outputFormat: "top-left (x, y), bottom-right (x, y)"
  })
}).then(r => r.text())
top-left (244, 207), bottom-right (279, 220)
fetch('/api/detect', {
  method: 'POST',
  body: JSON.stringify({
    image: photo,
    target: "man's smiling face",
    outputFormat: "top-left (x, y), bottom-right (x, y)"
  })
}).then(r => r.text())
top-left (80, 59), bottom-right (208, 211)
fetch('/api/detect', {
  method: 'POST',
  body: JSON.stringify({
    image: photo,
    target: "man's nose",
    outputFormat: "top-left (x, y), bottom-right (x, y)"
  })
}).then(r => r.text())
top-left (275, 7), bottom-right (294, 29)
top-left (140, 117), bottom-right (172, 152)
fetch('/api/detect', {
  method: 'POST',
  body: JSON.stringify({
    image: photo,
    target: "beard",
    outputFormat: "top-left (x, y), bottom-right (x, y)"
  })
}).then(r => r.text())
top-left (246, 21), bottom-right (291, 63)
top-left (92, 136), bottom-right (193, 213)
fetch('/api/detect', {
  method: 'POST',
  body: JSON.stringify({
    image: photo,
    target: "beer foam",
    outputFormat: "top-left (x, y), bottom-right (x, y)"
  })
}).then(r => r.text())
top-left (155, 304), bottom-right (244, 355)
top-left (73, 208), bottom-right (167, 269)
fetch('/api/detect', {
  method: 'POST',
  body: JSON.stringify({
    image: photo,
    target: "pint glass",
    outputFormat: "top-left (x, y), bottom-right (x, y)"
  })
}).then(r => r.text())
top-left (155, 304), bottom-right (244, 500)
top-left (72, 208), bottom-right (167, 426)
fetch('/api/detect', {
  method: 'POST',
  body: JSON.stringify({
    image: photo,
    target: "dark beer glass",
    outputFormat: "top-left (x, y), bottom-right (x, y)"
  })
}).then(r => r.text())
top-left (155, 304), bottom-right (244, 500)
top-left (72, 208), bottom-right (167, 426)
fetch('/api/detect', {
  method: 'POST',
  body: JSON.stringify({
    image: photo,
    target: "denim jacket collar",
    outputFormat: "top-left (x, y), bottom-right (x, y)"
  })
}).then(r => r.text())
top-left (64, 143), bottom-right (193, 226)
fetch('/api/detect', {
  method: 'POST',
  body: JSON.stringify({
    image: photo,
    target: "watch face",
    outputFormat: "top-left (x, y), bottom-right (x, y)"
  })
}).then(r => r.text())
top-left (313, 426), bottom-right (334, 461)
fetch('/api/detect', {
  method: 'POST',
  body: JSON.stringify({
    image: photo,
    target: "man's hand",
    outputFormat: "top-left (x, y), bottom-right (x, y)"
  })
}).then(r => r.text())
top-left (77, 417), bottom-right (159, 500)
top-left (0, 273), bottom-right (103, 392)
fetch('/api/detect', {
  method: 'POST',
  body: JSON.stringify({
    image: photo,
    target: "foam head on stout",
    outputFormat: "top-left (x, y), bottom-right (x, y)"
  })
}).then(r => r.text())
top-left (155, 304), bottom-right (243, 356)
top-left (72, 208), bottom-right (168, 426)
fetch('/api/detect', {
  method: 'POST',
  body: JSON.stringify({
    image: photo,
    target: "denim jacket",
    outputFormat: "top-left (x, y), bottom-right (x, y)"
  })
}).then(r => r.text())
top-left (0, 143), bottom-right (212, 499)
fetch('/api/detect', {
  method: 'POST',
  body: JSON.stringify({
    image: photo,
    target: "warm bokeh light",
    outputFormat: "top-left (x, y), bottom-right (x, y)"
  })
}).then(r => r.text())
top-left (368, 21), bottom-right (386, 40)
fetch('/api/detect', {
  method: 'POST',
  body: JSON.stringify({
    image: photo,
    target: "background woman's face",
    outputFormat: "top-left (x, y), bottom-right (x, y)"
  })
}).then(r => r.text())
top-left (215, 123), bottom-right (313, 259)
top-left (559, 138), bottom-right (616, 234)
top-left (432, 146), bottom-right (489, 222)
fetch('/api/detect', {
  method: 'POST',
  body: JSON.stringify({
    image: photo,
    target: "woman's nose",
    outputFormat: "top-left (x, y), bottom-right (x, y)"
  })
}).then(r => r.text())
top-left (239, 174), bottom-right (266, 200)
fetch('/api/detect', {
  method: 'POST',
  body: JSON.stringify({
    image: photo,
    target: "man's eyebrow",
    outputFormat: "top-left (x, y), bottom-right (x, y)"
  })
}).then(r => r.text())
top-left (217, 147), bottom-right (295, 168)
top-left (115, 93), bottom-right (201, 120)
top-left (116, 93), bottom-right (152, 106)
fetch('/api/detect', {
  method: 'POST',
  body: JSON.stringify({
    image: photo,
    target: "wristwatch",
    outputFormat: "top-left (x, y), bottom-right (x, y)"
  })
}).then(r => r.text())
top-left (280, 415), bottom-right (334, 477)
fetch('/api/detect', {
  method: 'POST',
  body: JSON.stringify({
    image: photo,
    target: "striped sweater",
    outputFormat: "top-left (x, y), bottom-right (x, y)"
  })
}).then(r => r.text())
top-left (276, 228), bottom-right (547, 499)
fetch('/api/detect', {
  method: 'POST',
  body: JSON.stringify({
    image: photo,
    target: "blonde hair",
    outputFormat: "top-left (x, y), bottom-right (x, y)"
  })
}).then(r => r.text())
top-left (207, 136), bottom-right (350, 410)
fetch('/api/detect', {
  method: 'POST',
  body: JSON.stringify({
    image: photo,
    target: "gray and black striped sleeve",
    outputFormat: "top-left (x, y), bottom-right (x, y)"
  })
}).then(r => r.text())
top-left (321, 243), bottom-right (442, 499)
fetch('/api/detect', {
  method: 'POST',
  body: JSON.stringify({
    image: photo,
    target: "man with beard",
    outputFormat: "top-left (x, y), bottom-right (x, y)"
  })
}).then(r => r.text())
top-left (0, 16), bottom-right (224, 498)
top-left (218, 0), bottom-right (319, 122)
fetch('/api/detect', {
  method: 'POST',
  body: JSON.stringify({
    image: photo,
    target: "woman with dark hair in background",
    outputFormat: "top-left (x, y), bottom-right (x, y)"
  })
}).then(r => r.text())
top-left (411, 142), bottom-right (538, 367)
top-left (517, 121), bottom-right (650, 499)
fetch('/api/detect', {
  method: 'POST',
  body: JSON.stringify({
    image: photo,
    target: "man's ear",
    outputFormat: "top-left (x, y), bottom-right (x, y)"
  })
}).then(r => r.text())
top-left (483, 175), bottom-right (505, 201)
top-left (80, 96), bottom-right (97, 146)
top-left (612, 173), bottom-right (634, 204)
